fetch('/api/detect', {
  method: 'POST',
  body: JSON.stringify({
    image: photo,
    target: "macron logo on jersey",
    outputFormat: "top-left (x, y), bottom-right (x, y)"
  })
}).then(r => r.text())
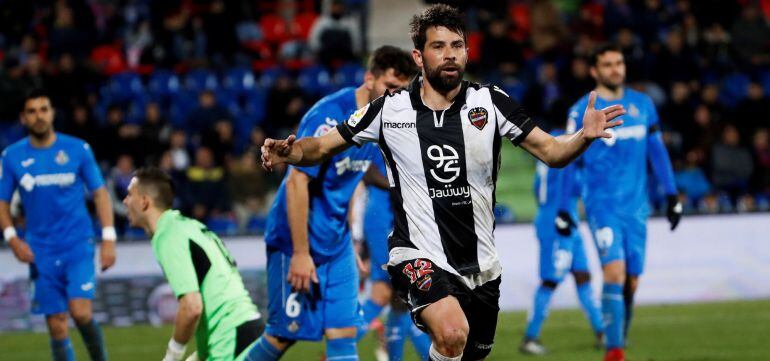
top-left (19, 172), bottom-right (76, 192)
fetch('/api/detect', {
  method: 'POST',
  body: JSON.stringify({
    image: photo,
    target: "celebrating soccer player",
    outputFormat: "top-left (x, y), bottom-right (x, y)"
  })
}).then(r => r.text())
top-left (519, 116), bottom-right (604, 355)
top-left (566, 44), bottom-right (682, 361)
top-left (0, 89), bottom-right (116, 361)
top-left (261, 5), bottom-right (626, 360)
top-left (123, 167), bottom-right (264, 361)
top-left (247, 46), bottom-right (416, 361)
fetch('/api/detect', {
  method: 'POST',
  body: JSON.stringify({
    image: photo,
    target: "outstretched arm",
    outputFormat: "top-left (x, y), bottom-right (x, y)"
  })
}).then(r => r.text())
top-left (521, 91), bottom-right (625, 168)
top-left (261, 128), bottom-right (351, 171)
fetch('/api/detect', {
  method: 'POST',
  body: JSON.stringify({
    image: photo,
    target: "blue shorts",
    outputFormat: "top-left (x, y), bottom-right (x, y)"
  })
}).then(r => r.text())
top-left (535, 221), bottom-right (590, 283)
top-left (363, 223), bottom-right (390, 283)
top-left (30, 241), bottom-right (96, 315)
top-left (587, 213), bottom-right (647, 276)
top-left (265, 243), bottom-right (362, 341)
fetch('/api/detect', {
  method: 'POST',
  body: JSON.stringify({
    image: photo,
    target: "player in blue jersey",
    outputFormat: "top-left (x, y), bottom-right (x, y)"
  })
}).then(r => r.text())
top-left (248, 46), bottom-right (417, 361)
top-left (359, 153), bottom-right (431, 361)
top-left (519, 119), bottom-right (604, 355)
top-left (0, 89), bottom-right (117, 361)
top-left (567, 45), bottom-right (682, 361)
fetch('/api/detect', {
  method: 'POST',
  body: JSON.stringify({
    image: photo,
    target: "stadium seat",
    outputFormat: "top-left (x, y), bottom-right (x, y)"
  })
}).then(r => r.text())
top-left (222, 67), bottom-right (257, 96)
top-left (184, 68), bottom-right (219, 92)
top-left (147, 69), bottom-right (181, 100)
top-left (206, 216), bottom-right (238, 236)
top-left (242, 88), bottom-right (268, 124)
top-left (216, 89), bottom-right (242, 117)
top-left (291, 12), bottom-right (318, 40)
top-left (101, 72), bottom-right (145, 104)
top-left (246, 215), bottom-right (267, 234)
top-left (90, 45), bottom-right (127, 75)
top-left (299, 64), bottom-right (335, 96)
top-left (260, 14), bottom-right (289, 44)
top-left (333, 63), bottom-right (365, 89)
top-left (258, 66), bottom-right (288, 89)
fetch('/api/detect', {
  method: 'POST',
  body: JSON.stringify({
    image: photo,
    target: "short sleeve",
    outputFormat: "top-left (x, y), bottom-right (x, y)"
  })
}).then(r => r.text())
top-left (294, 105), bottom-right (345, 178)
top-left (489, 86), bottom-right (535, 145)
top-left (0, 150), bottom-right (17, 202)
top-left (336, 95), bottom-right (386, 147)
top-left (156, 233), bottom-right (200, 298)
top-left (80, 143), bottom-right (105, 192)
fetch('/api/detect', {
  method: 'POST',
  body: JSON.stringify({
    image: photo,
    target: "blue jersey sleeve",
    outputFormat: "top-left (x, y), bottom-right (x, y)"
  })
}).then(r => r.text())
top-left (80, 143), bottom-right (105, 192)
top-left (645, 97), bottom-right (677, 195)
top-left (0, 151), bottom-right (16, 202)
top-left (293, 104), bottom-right (345, 178)
top-left (554, 164), bottom-right (576, 211)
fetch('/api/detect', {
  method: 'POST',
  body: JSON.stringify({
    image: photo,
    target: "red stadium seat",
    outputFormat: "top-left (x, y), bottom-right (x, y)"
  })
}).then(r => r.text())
top-left (291, 12), bottom-right (318, 40)
top-left (90, 45), bottom-right (127, 76)
top-left (260, 14), bottom-right (289, 44)
top-left (467, 32), bottom-right (482, 64)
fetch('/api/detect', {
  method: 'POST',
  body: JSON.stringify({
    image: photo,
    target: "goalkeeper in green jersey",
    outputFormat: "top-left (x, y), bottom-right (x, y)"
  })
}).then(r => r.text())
top-left (123, 167), bottom-right (264, 361)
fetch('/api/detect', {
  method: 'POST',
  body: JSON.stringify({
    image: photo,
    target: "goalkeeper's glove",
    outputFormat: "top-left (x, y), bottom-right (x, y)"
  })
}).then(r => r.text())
top-left (163, 339), bottom-right (186, 361)
top-left (666, 195), bottom-right (682, 231)
top-left (555, 210), bottom-right (576, 236)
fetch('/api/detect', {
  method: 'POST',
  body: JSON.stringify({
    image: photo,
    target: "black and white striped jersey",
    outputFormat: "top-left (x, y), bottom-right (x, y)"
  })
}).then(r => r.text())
top-left (336, 76), bottom-right (535, 287)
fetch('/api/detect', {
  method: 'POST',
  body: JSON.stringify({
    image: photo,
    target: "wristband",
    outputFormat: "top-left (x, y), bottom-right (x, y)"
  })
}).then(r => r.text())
top-left (102, 226), bottom-right (117, 242)
top-left (4, 227), bottom-right (17, 243)
top-left (168, 338), bottom-right (186, 353)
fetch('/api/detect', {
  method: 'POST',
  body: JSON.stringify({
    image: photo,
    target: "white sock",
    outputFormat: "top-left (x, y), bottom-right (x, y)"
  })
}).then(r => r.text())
top-left (429, 343), bottom-right (462, 361)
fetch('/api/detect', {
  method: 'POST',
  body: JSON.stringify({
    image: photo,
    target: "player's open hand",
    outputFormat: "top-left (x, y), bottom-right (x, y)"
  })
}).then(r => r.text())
top-left (8, 237), bottom-right (34, 263)
top-left (261, 135), bottom-right (300, 172)
top-left (100, 241), bottom-right (116, 271)
top-left (581, 91), bottom-right (625, 139)
top-left (288, 252), bottom-right (318, 293)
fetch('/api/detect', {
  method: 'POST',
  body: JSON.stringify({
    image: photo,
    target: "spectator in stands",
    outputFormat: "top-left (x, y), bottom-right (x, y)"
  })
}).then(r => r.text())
top-left (308, 0), bottom-right (361, 67)
top-left (186, 90), bottom-right (232, 137)
top-left (185, 146), bottom-right (230, 221)
top-left (524, 62), bottom-right (561, 123)
top-left (711, 124), bottom-right (754, 204)
top-left (228, 151), bottom-right (270, 231)
top-left (562, 57), bottom-right (594, 104)
top-left (168, 129), bottom-right (191, 172)
top-left (65, 104), bottom-right (99, 149)
top-left (46, 53), bottom-right (90, 110)
top-left (730, 5), bottom-right (770, 68)
top-left (202, 119), bottom-right (235, 166)
top-left (733, 82), bottom-right (770, 142)
top-left (676, 149), bottom-right (712, 208)
top-left (49, 2), bottom-right (91, 58)
top-left (264, 74), bottom-right (305, 137)
top-left (480, 18), bottom-right (524, 79)
top-left (653, 29), bottom-right (698, 89)
top-left (107, 154), bottom-right (136, 233)
top-left (141, 102), bottom-right (170, 165)
top-left (751, 128), bottom-right (770, 194)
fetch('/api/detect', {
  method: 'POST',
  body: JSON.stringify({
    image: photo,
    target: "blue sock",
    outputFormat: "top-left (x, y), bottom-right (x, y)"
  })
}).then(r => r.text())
top-left (602, 283), bottom-right (625, 349)
top-left (244, 335), bottom-right (285, 361)
top-left (576, 282), bottom-right (604, 335)
top-left (50, 337), bottom-right (75, 361)
top-left (356, 299), bottom-right (385, 341)
top-left (385, 311), bottom-right (409, 361)
top-left (77, 319), bottom-right (107, 361)
top-left (407, 318), bottom-right (431, 361)
top-left (326, 337), bottom-right (358, 360)
top-left (524, 285), bottom-right (555, 340)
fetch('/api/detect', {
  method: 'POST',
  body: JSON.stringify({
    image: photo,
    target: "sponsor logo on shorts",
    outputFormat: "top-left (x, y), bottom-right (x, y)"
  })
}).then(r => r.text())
top-left (474, 342), bottom-right (493, 350)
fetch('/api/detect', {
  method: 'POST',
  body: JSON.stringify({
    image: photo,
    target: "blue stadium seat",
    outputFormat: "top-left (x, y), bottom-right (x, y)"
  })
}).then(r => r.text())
top-left (242, 88), bottom-right (267, 124)
top-left (185, 68), bottom-right (219, 92)
top-left (334, 62), bottom-right (365, 88)
top-left (206, 217), bottom-right (238, 236)
top-left (222, 66), bottom-right (257, 96)
top-left (169, 90), bottom-right (198, 128)
top-left (494, 204), bottom-right (515, 224)
top-left (216, 89), bottom-right (242, 117)
top-left (147, 69), bottom-right (181, 100)
top-left (126, 95), bottom-right (150, 124)
top-left (298, 64), bottom-right (334, 96)
top-left (258, 66), bottom-right (288, 89)
top-left (101, 71), bottom-right (145, 104)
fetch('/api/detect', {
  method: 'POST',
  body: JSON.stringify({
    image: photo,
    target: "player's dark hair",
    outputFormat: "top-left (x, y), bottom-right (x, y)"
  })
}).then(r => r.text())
top-left (409, 4), bottom-right (466, 51)
top-left (135, 167), bottom-right (175, 210)
top-left (368, 45), bottom-right (418, 78)
top-left (591, 44), bottom-right (623, 66)
top-left (22, 88), bottom-right (51, 108)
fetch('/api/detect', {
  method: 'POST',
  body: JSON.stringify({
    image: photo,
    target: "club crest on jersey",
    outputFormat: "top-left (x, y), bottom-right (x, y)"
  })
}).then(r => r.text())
top-left (468, 107), bottom-right (488, 130)
top-left (55, 150), bottom-right (69, 165)
top-left (287, 321), bottom-right (299, 333)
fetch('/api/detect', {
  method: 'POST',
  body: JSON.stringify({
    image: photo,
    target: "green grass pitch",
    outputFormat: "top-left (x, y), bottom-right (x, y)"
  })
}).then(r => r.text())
top-left (1, 300), bottom-right (768, 361)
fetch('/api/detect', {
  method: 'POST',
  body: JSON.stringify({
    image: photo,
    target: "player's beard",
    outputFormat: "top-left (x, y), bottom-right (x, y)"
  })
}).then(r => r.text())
top-left (27, 120), bottom-right (53, 141)
top-left (424, 61), bottom-right (464, 94)
top-left (598, 74), bottom-right (624, 92)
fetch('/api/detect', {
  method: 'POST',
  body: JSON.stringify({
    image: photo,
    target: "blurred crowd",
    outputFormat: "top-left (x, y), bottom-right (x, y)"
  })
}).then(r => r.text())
top-left (0, 0), bottom-right (768, 237)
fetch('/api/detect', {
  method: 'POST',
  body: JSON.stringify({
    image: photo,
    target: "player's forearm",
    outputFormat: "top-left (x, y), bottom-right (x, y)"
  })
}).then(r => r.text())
top-left (286, 174), bottom-right (311, 255)
top-left (93, 187), bottom-right (115, 228)
top-left (172, 294), bottom-right (202, 344)
top-left (291, 137), bottom-right (330, 166)
top-left (545, 130), bottom-right (592, 168)
top-left (0, 201), bottom-right (15, 230)
top-left (363, 165), bottom-right (390, 190)
top-left (648, 134), bottom-right (677, 195)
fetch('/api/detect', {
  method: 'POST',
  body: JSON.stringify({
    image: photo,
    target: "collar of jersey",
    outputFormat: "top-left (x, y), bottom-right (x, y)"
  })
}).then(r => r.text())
top-left (408, 76), bottom-right (468, 113)
top-left (154, 209), bottom-right (179, 239)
